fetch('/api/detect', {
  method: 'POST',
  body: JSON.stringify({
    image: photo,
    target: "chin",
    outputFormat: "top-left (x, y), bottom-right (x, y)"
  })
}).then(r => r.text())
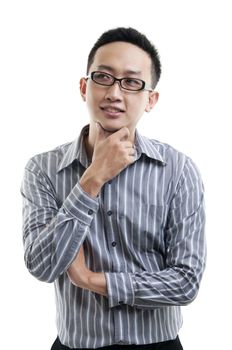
top-left (102, 125), bottom-right (120, 133)
top-left (98, 121), bottom-right (124, 133)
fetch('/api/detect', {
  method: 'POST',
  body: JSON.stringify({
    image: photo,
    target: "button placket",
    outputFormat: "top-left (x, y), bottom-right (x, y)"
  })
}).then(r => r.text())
top-left (103, 179), bottom-right (121, 272)
top-left (103, 178), bottom-right (129, 344)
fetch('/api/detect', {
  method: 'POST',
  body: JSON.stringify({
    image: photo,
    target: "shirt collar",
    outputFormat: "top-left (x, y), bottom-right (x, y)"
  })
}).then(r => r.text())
top-left (135, 130), bottom-right (166, 165)
top-left (57, 125), bottom-right (90, 172)
top-left (57, 124), bottom-right (166, 173)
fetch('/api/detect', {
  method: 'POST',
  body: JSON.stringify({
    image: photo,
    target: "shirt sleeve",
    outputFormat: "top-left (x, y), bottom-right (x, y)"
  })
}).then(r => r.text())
top-left (21, 158), bottom-right (99, 283)
top-left (105, 157), bottom-right (206, 309)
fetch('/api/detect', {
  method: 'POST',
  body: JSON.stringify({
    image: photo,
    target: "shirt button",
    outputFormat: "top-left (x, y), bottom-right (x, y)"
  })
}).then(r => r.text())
top-left (111, 241), bottom-right (117, 247)
top-left (107, 210), bottom-right (112, 216)
top-left (88, 209), bottom-right (93, 215)
top-left (108, 180), bottom-right (112, 184)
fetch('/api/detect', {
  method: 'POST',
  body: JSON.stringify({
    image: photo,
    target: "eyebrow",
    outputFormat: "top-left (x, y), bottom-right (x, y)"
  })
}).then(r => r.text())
top-left (96, 65), bottom-right (142, 76)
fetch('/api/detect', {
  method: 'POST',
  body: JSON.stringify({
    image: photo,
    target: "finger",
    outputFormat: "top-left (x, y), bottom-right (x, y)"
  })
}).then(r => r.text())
top-left (128, 148), bottom-right (136, 157)
top-left (123, 141), bottom-right (134, 149)
top-left (111, 127), bottom-right (130, 142)
top-left (128, 144), bottom-right (137, 158)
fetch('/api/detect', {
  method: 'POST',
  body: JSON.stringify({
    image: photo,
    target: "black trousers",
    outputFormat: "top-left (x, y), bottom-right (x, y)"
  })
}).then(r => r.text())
top-left (51, 336), bottom-right (183, 350)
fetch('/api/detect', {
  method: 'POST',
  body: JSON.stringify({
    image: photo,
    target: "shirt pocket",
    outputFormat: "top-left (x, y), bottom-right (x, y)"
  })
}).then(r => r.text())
top-left (119, 204), bottom-right (168, 271)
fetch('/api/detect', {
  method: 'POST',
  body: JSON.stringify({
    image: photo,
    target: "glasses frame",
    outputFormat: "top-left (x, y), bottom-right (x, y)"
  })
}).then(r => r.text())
top-left (86, 71), bottom-right (153, 92)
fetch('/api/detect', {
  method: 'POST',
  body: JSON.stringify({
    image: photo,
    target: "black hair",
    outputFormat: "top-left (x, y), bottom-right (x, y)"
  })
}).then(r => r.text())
top-left (87, 27), bottom-right (161, 89)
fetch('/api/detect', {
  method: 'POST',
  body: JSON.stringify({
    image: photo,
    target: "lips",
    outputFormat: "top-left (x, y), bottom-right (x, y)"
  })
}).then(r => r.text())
top-left (100, 105), bottom-right (125, 113)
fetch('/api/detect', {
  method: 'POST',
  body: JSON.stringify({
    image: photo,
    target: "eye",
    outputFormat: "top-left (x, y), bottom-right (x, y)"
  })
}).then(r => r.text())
top-left (123, 78), bottom-right (143, 89)
top-left (93, 72), bottom-right (112, 83)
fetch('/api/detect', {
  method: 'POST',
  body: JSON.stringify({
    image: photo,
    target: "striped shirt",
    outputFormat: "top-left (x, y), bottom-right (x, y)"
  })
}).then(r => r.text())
top-left (21, 124), bottom-right (206, 348)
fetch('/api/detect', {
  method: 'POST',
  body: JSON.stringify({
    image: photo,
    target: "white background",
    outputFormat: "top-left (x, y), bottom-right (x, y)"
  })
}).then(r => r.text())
top-left (0, 0), bottom-right (231, 349)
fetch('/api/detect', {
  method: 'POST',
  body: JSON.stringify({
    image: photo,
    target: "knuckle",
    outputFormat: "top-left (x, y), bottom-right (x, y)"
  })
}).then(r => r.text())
top-left (123, 126), bottom-right (129, 133)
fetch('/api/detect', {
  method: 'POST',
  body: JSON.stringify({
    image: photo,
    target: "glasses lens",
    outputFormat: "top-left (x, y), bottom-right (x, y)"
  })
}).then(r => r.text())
top-left (121, 78), bottom-right (144, 91)
top-left (92, 72), bottom-right (113, 86)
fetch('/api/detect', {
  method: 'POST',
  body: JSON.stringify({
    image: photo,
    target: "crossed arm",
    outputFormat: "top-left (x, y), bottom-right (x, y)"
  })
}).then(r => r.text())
top-left (67, 245), bottom-right (108, 296)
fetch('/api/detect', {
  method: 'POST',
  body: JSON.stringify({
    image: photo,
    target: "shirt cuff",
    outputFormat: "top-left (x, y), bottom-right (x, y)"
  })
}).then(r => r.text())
top-left (105, 272), bottom-right (135, 308)
top-left (63, 182), bottom-right (99, 226)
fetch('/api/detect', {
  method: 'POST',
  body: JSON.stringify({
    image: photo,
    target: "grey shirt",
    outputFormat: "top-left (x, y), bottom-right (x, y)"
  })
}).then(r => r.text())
top-left (21, 125), bottom-right (206, 348)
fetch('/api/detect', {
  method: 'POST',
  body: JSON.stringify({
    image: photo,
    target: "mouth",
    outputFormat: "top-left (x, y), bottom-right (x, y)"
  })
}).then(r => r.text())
top-left (100, 105), bottom-right (125, 117)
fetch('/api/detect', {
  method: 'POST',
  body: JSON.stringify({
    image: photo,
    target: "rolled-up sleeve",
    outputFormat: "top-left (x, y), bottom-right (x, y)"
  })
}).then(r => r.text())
top-left (21, 158), bottom-right (99, 283)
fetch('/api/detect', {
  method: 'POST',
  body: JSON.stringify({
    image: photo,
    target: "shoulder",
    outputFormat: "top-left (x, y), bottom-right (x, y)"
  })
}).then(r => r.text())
top-left (24, 141), bottom-right (72, 174)
top-left (144, 135), bottom-right (188, 167)
top-left (144, 136), bottom-right (203, 185)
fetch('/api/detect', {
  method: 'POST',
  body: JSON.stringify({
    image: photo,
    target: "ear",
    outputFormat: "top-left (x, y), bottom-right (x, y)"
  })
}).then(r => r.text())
top-left (80, 78), bottom-right (87, 101)
top-left (145, 91), bottom-right (159, 112)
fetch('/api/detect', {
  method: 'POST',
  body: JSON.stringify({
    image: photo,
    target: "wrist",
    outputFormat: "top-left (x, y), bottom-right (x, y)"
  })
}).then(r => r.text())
top-left (80, 166), bottom-right (104, 197)
top-left (88, 272), bottom-right (107, 296)
top-left (72, 269), bottom-right (107, 297)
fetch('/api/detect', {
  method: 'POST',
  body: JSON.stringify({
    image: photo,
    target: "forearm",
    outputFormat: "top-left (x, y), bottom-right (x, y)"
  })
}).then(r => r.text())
top-left (88, 272), bottom-right (108, 296)
top-left (105, 265), bottom-right (204, 309)
top-left (69, 263), bottom-right (202, 306)
top-left (84, 272), bottom-right (108, 296)
top-left (67, 245), bottom-right (108, 296)
top-left (68, 262), bottom-right (200, 307)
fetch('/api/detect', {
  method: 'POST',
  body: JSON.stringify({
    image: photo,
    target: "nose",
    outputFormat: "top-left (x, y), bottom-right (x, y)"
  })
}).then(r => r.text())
top-left (104, 81), bottom-right (123, 101)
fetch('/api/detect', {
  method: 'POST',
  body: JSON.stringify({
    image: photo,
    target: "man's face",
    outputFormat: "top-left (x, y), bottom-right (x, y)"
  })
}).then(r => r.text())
top-left (80, 41), bottom-right (158, 134)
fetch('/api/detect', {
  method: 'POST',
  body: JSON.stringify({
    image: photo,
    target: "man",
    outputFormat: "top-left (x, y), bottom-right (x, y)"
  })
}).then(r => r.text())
top-left (21, 27), bottom-right (206, 350)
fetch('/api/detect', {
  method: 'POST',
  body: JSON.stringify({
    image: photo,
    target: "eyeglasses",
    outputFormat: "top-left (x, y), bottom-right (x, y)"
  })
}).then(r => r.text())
top-left (86, 71), bottom-right (153, 92)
